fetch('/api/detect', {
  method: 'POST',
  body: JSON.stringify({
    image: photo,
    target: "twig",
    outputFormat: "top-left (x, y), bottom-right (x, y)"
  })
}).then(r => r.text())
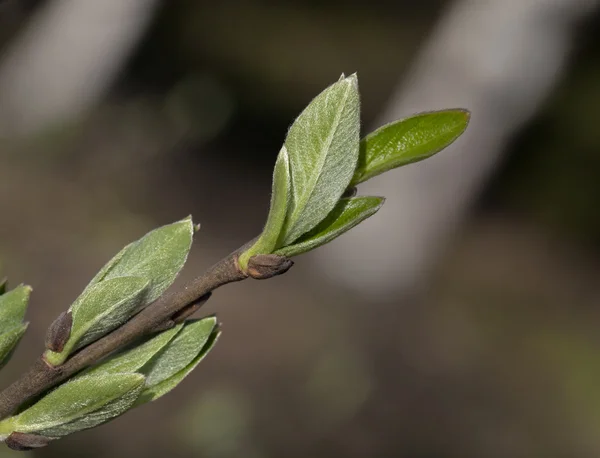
top-left (0, 243), bottom-right (270, 419)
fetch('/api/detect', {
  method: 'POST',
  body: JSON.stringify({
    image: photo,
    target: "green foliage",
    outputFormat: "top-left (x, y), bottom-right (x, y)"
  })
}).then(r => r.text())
top-left (283, 74), bottom-right (361, 244)
top-left (88, 317), bottom-right (219, 404)
top-left (0, 74), bottom-right (470, 448)
top-left (239, 76), bottom-right (469, 266)
top-left (275, 196), bottom-right (385, 257)
top-left (0, 374), bottom-right (145, 439)
top-left (87, 216), bottom-right (195, 302)
top-left (0, 285), bottom-right (30, 369)
top-left (351, 109), bottom-right (470, 185)
top-left (238, 146), bottom-right (291, 269)
top-left (44, 217), bottom-right (195, 366)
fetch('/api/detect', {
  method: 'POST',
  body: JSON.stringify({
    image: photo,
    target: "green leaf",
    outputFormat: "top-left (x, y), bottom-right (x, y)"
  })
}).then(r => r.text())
top-left (275, 196), bottom-right (384, 257)
top-left (0, 285), bottom-right (30, 331)
top-left (11, 373), bottom-right (145, 438)
top-left (140, 317), bottom-right (217, 387)
top-left (238, 146), bottom-right (291, 269)
top-left (282, 74), bottom-right (361, 244)
top-left (45, 276), bottom-right (149, 366)
top-left (87, 216), bottom-right (195, 303)
top-left (350, 109), bottom-right (470, 186)
top-left (136, 328), bottom-right (221, 405)
top-left (0, 323), bottom-right (28, 369)
top-left (86, 323), bottom-right (184, 376)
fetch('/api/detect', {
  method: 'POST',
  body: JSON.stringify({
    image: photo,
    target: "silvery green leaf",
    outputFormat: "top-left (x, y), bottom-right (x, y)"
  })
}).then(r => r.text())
top-left (11, 373), bottom-right (145, 438)
top-left (282, 74), bottom-right (360, 244)
top-left (86, 323), bottom-right (184, 376)
top-left (141, 317), bottom-right (217, 387)
top-left (136, 328), bottom-right (221, 405)
top-left (88, 216), bottom-right (194, 303)
top-left (0, 323), bottom-right (28, 369)
top-left (0, 285), bottom-right (30, 331)
top-left (238, 146), bottom-right (291, 270)
top-left (350, 109), bottom-right (470, 186)
top-left (276, 196), bottom-right (384, 257)
top-left (44, 276), bottom-right (149, 366)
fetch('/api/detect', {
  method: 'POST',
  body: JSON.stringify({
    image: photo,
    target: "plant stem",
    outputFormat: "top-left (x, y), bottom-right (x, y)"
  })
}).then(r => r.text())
top-left (0, 247), bottom-right (251, 420)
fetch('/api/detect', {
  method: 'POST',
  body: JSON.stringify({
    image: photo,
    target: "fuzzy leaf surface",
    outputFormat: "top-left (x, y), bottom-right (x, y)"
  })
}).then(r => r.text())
top-left (13, 373), bottom-right (145, 438)
top-left (276, 196), bottom-right (384, 257)
top-left (283, 74), bottom-right (360, 244)
top-left (86, 324), bottom-right (184, 376)
top-left (141, 317), bottom-right (217, 387)
top-left (0, 285), bottom-right (30, 331)
top-left (239, 146), bottom-right (291, 268)
top-left (87, 216), bottom-right (194, 303)
top-left (136, 329), bottom-right (221, 405)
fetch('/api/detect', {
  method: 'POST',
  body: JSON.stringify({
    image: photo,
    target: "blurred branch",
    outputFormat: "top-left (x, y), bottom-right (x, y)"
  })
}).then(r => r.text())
top-left (314, 0), bottom-right (600, 297)
top-left (0, 0), bottom-right (160, 137)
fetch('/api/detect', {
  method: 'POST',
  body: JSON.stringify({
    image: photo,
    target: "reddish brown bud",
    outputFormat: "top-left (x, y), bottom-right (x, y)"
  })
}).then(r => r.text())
top-left (45, 311), bottom-right (73, 353)
top-left (247, 254), bottom-right (293, 280)
top-left (5, 432), bottom-right (51, 451)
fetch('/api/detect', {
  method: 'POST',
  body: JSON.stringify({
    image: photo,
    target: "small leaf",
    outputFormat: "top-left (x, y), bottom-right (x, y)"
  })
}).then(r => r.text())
top-left (283, 74), bottom-right (361, 244)
top-left (275, 196), bottom-right (384, 257)
top-left (87, 216), bottom-right (195, 303)
top-left (0, 285), bottom-right (30, 330)
top-left (86, 323), bottom-right (184, 376)
top-left (136, 328), bottom-right (221, 405)
top-left (238, 146), bottom-right (291, 269)
top-left (0, 323), bottom-right (28, 369)
top-left (350, 109), bottom-right (470, 186)
top-left (141, 317), bottom-right (217, 387)
top-left (44, 276), bottom-right (149, 366)
top-left (12, 373), bottom-right (145, 438)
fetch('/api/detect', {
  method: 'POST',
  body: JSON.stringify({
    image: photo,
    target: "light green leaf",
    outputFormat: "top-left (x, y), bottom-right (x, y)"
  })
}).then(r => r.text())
top-left (283, 74), bottom-right (361, 244)
top-left (0, 285), bottom-right (30, 331)
top-left (86, 323), bottom-right (184, 376)
top-left (88, 216), bottom-right (194, 303)
top-left (45, 276), bottom-right (149, 366)
top-left (238, 146), bottom-right (291, 269)
top-left (0, 323), bottom-right (28, 369)
top-left (12, 373), bottom-right (145, 438)
top-left (276, 196), bottom-right (384, 257)
top-left (141, 317), bottom-right (217, 387)
top-left (136, 328), bottom-right (221, 405)
top-left (350, 109), bottom-right (470, 186)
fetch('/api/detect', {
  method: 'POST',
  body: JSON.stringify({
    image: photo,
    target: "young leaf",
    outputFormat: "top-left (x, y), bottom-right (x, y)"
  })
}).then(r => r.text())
top-left (136, 328), bottom-right (221, 405)
top-left (283, 74), bottom-right (361, 244)
top-left (0, 285), bottom-right (30, 331)
top-left (350, 109), bottom-right (470, 186)
top-left (10, 373), bottom-right (145, 438)
top-left (238, 145), bottom-right (291, 270)
top-left (140, 317), bottom-right (217, 387)
top-left (87, 216), bottom-right (195, 303)
top-left (86, 323), bottom-right (184, 376)
top-left (44, 276), bottom-right (149, 366)
top-left (0, 323), bottom-right (28, 369)
top-left (275, 196), bottom-right (384, 257)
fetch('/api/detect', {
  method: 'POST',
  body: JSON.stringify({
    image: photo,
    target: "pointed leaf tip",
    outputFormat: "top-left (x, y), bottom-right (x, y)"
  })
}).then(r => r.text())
top-left (351, 109), bottom-right (470, 185)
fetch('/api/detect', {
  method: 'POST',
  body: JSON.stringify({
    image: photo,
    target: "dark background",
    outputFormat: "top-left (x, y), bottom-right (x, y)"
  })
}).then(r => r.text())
top-left (1, 1), bottom-right (600, 456)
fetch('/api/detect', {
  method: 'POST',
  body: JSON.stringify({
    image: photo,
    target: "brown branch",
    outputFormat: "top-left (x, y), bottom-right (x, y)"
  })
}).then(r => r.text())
top-left (0, 243), bottom-right (291, 420)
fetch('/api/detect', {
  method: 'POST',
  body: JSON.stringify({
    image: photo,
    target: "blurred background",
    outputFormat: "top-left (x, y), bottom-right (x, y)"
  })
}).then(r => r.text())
top-left (0, 0), bottom-right (600, 456)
